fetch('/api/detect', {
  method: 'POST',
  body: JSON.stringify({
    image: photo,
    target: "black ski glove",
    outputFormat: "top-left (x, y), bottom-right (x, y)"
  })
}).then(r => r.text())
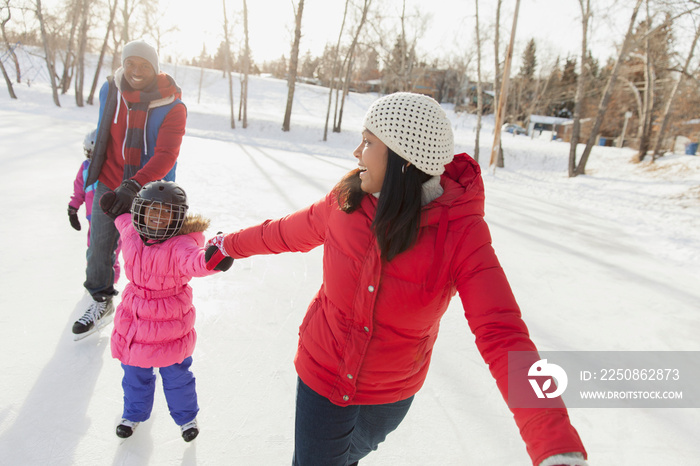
top-left (68, 205), bottom-right (81, 231)
top-left (100, 179), bottom-right (141, 219)
top-left (205, 240), bottom-right (234, 272)
top-left (204, 232), bottom-right (233, 272)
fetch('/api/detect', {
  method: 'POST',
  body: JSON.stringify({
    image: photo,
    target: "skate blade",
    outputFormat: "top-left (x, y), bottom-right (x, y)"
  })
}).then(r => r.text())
top-left (72, 315), bottom-right (114, 341)
top-left (73, 328), bottom-right (98, 341)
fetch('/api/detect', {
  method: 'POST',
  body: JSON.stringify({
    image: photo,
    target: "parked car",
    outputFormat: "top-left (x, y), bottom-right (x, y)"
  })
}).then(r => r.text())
top-left (503, 123), bottom-right (527, 135)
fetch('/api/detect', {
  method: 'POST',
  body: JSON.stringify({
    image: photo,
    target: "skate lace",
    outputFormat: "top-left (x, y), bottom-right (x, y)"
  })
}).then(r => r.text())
top-left (119, 418), bottom-right (139, 428)
top-left (180, 419), bottom-right (197, 431)
top-left (77, 301), bottom-right (107, 325)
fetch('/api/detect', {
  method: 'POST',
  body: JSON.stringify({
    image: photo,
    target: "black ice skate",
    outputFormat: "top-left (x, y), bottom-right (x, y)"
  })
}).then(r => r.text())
top-left (180, 418), bottom-right (199, 442)
top-left (116, 418), bottom-right (140, 438)
top-left (72, 298), bottom-right (115, 340)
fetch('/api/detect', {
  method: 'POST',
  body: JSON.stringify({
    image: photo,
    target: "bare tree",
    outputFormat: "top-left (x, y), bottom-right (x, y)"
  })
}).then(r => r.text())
top-left (491, 0), bottom-right (504, 166)
top-left (490, 0), bottom-right (520, 170)
top-left (120, 0), bottom-right (142, 44)
top-left (222, 0), bottom-right (235, 129)
top-left (74, 0), bottom-right (91, 107)
top-left (111, 0), bottom-right (142, 71)
top-left (493, 0), bottom-right (502, 119)
top-left (323, 0), bottom-right (349, 141)
top-left (88, 0), bottom-right (118, 105)
top-left (570, 0), bottom-right (643, 177)
top-left (0, 44), bottom-right (15, 98)
top-left (567, 0), bottom-right (592, 177)
top-left (652, 14), bottom-right (700, 158)
top-left (634, 2), bottom-right (660, 162)
top-left (143, 0), bottom-right (176, 54)
top-left (35, 0), bottom-right (60, 106)
top-left (0, 0), bottom-right (15, 98)
top-left (629, 2), bottom-right (685, 162)
top-left (1, 1), bottom-right (21, 83)
top-left (443, 52), bottom-right (471, 107)
top-left (197, 42), bottom-right (206, 103)
top-left (334, 0), bottom-right (371, 133)
top-left (58, 1), bottom-right (81, 94)
top-left (238, 0), bottom-right (250, 128)
top-left (474, 0), bottom-right (483, 162)
top-left (282, 0), bottom-right (304, 132)
top-left (381, 0), bottom-right (424, 93)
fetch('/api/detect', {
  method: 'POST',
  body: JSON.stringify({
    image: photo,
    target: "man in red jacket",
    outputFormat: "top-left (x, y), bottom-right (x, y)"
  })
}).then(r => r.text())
top-left (72, 40), bottom-right (187, 341)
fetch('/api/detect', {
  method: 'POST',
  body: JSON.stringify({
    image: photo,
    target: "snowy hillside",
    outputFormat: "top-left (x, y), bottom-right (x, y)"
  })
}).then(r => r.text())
top-left (1, 50), bottom-right (699, 465)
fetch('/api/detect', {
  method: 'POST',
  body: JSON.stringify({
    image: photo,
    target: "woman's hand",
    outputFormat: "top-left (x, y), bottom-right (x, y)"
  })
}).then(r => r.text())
top-left (539, 452), bottom-right (588, 466)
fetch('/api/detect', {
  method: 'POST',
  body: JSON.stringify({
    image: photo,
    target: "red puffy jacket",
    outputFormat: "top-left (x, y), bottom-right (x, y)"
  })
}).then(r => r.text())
top-left (223, 153), bottom-right (586, 465)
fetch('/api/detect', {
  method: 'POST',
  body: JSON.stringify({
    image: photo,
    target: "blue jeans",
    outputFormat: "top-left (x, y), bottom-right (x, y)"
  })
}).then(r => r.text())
top-left (293, 378), bottom-right (413, 466)
top-left (121, 357), bottom-right (199, 426)
top-left (84, 181), bottom-right (120, 300)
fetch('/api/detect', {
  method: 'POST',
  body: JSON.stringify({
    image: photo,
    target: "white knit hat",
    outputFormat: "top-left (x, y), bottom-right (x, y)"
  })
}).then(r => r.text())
top-left (122, 40), bottom-right (160, 74)
top-left (363, 92), bottom-right (454, 176)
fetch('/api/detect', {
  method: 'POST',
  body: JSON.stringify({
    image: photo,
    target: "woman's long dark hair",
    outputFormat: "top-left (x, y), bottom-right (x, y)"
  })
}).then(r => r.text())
top-left (334, 149), bottom-right (431, 261)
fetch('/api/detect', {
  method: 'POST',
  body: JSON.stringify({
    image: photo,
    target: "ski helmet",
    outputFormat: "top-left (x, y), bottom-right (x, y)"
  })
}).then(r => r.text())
top-left (131, 181), bottom-right (188, 245)
top-left (83, 129), bottom-right (97, 158)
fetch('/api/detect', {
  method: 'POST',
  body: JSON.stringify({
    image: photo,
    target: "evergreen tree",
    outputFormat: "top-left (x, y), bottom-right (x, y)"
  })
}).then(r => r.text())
top-left (519, 38), bottom-right (537, 80)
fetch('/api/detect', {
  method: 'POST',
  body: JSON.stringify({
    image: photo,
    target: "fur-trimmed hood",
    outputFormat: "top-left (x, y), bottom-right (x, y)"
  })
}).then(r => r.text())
top-left (178, 214), bottom-right (210, 236)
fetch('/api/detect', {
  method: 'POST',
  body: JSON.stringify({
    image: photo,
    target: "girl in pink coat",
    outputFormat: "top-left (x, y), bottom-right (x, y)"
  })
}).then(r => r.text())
top-left (110, 180), bottom-right (232, 442)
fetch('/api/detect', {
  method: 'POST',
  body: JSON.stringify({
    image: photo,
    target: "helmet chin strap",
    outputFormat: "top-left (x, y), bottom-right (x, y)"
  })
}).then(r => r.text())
top-left (139, 234), bottom-right (167, 246)
top-left (138, 223), bottom-right (174, 246)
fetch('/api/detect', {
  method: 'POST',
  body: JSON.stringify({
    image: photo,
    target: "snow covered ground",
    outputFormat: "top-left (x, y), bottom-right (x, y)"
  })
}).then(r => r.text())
top-left (1, 52), bottom-right (699, 465)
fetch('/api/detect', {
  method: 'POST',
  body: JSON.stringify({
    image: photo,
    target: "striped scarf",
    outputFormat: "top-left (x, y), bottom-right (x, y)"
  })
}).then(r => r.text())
top-left (119, 73), bottom-right (182, 181)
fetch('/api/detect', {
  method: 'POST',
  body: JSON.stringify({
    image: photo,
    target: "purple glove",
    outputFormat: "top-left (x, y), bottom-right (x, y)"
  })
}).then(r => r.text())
top-left (68, 205), bottom-right (81, 231)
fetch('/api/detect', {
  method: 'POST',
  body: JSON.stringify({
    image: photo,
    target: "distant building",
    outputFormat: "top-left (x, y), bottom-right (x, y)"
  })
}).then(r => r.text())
top-left (528, 115), bottom-right (573, 140)
top-left (462, 85), bottom-right (494, 113)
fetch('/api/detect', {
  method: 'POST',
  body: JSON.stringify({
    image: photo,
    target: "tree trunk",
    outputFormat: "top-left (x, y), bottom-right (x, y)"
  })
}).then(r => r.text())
top-left (572, 0), bottom-right (643, 177)
top-left (568, 0), bottom-right (591, 177)
top-left (88, 0), bottom-right (117, 105)
top-left (60, 4), bottom-right (80, 94)
top-left (652, 26), bottom-right (700, 159)
top-left (1, 5), bottom-right (21, 83)
top-left (636, 4), bottom-right (655, 163)
top-left (0, 54), bottom-right (16, 98)
top-left (490, 0), bottom-right (520, 170)
top-left (240, 0), bottom-right (250, 128)
top-left (323, 0), bottom-right (349, 141)
top-left (120, 0), bottom-right (133, 44)
top-left (222, 0), bottom-right (235, 129)
top-left (282, 0), bottom-right (304, 132)
top-left (474, 0), bottom-right (482, 162)
top-left (74, 0), bottom-right (90, 107)
top-left (493, 0), bottom-right (502, 117)
top-left (36, 0), bottom-right (60, 107)
top-left (335, 0), bottom-right (370, 133)
top-left (197, 43), bottom-right (205, 104)
top-left (336, 56), bottom-right (353, 132)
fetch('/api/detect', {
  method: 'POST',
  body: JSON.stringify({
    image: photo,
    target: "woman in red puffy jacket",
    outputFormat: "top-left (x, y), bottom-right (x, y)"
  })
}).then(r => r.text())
top-left (206, 93), bottom-right (588, 466)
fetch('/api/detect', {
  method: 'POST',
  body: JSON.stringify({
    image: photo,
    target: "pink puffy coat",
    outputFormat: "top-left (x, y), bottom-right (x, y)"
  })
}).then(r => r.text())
top-left (222, 154), bottom-right (586, 465)
top-left (112, 213), bottom-right (216, 368)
